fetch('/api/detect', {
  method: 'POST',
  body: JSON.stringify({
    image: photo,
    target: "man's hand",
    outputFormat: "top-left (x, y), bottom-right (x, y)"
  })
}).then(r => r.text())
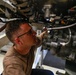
top-left (38, 30), bottom-right (47, 40)
top-left (36, 30), bottom-right (47, 47)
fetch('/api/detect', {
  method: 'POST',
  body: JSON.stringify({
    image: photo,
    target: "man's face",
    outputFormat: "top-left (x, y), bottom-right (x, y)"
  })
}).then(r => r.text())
top-left (18, 23), bottom-right (37, 47)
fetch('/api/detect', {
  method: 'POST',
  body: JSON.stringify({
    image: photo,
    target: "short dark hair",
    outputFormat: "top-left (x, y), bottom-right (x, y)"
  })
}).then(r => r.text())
top-left (5, 19), bottom-right (28, 43)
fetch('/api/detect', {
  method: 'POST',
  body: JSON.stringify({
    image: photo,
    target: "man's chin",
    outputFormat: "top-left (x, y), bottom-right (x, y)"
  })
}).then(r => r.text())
top-left (32, 41), bottom-right (37, 46)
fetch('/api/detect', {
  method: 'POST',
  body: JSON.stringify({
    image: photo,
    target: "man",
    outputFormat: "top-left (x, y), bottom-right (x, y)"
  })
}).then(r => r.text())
top-left (2, 19), bottom-right (54, 75)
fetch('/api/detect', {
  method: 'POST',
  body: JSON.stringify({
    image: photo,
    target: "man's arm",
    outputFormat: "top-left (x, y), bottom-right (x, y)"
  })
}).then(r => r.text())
top-left (36, 30), bottom-right (47, 47)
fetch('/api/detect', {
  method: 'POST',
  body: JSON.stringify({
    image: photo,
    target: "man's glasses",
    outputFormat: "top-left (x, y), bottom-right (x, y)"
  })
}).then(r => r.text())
top-left (17, 28), bottom-right (32, 38)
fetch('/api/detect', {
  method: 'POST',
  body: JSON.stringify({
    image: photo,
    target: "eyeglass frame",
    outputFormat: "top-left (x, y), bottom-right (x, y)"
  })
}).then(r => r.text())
top-left (17, 28), bottom-right (32, 38)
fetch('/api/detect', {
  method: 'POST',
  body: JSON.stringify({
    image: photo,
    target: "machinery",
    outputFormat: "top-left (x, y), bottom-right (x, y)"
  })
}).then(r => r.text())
top-left (0, 0), bottom-right (76, 75)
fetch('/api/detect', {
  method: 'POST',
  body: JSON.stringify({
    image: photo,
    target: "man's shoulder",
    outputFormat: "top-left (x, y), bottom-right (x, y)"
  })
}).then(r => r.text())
top-left (3, 46), bottom-right (28, 65)
top-left (3, 47), bottom-right (20, 64)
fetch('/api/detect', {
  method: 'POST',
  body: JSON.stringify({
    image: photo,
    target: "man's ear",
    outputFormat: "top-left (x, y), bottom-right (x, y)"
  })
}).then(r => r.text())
top-left (15, 38), bottom-right (20, 44)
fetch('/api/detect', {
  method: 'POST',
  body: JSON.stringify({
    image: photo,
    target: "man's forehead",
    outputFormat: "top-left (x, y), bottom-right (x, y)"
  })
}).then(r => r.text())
top-left (20, 23), bottom-right (32, 31)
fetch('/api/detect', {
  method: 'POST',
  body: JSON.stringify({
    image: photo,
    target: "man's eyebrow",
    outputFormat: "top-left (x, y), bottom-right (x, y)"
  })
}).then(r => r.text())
top-left (17, 28), bottom-right (32, 38)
